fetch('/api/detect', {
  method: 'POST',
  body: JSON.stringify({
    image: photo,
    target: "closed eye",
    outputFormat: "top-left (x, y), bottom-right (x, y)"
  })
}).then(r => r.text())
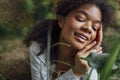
top-left (76, 17), bottom-right (86, 22)
top-left (92, 25), bottom-right (100, 31)
top-left (92, 22), bottom-right (101, 31)
top-left (92, 26), bottom-right (98, 31)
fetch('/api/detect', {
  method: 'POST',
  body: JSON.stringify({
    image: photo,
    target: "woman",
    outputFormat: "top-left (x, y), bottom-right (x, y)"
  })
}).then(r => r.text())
top-left (24, 0), bottom-right (115, 80)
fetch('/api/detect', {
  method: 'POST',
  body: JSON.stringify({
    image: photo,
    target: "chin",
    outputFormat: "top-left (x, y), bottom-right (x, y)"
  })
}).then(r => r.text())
top-left (71, 42), bottom-right (86, 50)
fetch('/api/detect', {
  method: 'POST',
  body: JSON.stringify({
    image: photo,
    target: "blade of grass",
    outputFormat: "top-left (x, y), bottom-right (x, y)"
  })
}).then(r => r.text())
top-left (40, 64), bottom-right (43, 80)
top-left (52, 60), bottom-right (73, 67)
top-left (0, 73), bottom-right (6, 80)
top-left (46, 21), bottom-right (52, 80)
top-left (51, 42), bottom-right (71, 48)
top-left (24, 0), bottom-right (35, 13)
top-left (87, 68), bottom-right (93, 80)
top-left (100, 41), bottom-right (120, 80)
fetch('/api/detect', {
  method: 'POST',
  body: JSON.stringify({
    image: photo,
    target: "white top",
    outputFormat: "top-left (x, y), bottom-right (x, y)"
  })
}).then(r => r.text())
top-left (29, 42), bottom-right (98, 80)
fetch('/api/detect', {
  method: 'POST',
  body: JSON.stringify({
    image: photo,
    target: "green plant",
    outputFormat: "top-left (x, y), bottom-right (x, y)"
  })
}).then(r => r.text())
top-left (100, 40), bottom-right (120, 80)
top-left (0, 72), bottom-right (6, 80)
top-left (0, 23), bottom-right (10, 36)
top-left (48, 41), bottom-right (120, 80)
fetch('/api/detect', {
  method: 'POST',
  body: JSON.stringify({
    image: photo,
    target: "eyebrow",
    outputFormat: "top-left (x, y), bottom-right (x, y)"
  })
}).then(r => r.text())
top-left (77, 10), bottom-right (89, 17)
top-left (76, 10), bottom-right (102, 24)
top-left (95, 21), bottom-right (102, 25)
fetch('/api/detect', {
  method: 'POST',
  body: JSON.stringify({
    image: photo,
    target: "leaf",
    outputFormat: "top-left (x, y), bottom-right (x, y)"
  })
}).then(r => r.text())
top-left (86, 53), bottom-right (109, 70)
top-left (24, 0), bottom-right (35, 13)
top-left (100, 42), bottom-right (120, 80)
top-left (85, 52), bottom-right (119, 71)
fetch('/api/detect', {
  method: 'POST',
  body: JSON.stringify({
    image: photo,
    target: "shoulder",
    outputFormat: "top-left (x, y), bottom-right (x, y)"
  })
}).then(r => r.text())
top-left (29, 41), bottom-right (46, 64)
top-left (29, 41), bottom-right (41, 54)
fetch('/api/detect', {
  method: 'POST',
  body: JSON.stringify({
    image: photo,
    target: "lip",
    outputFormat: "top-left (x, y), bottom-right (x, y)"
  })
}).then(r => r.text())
top-left (74, 32), bottom-right (89, 43)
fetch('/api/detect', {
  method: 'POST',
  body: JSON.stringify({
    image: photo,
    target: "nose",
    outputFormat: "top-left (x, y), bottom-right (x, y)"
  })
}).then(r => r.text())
top-left (80, 21), bottom-right (92, 34)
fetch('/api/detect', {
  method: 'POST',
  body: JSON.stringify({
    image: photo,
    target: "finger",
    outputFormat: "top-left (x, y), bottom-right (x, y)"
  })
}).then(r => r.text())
top-left (84, 46), bottom-right (102, 57)
top-left (77, 49), bottom-right (97, 58)
top-left (98, 50), bottom-right (103, 54)
top-left (97, 46), bottom-right (102, 54)
top-left (81, 49), bottom-right (97, 58)
top-left (77, 41), bottom-right (96, 56)
top-left (94, 25), bottom-right (103, 48)
top-left (81, 46), bottom-right (102, 58)
top-left (85, 46), bottom-right (102, 55)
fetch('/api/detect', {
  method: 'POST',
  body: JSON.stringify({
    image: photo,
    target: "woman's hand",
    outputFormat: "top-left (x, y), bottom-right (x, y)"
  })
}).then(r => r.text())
top-left (72, 26), bottom-right (103, 78)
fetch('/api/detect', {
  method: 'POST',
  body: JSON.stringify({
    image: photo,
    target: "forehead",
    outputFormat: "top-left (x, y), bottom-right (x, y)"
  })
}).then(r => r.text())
top-left (70, 4), bottom-right (102, 21)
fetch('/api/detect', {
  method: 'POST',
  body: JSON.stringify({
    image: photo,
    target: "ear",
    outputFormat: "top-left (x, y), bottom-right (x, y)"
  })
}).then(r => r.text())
top-left (58, 19), bottom-right (65, 29)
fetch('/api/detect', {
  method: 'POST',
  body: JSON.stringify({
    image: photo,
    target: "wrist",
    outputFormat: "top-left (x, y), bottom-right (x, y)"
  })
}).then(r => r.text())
top-left (72, 67), bottom-right (82, 78)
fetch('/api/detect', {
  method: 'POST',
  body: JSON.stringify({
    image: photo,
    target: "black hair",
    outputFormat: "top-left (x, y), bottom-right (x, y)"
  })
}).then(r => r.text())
top-left (55, 0), bottom-right (115, 26)
top-left (24, 19), bottom-right (60, 60)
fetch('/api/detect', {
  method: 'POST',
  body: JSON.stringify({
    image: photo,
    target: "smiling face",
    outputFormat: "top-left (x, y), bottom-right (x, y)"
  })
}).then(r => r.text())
top-left (59, 4), bottom-right (102, 49)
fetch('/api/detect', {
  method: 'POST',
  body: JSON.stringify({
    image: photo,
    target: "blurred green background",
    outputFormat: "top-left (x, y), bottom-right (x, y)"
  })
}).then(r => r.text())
top-left (0, 0), bottom-right (120, 80)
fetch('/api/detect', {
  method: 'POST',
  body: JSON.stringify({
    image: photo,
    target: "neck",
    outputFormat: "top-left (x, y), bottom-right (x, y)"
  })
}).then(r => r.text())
top-left (53, 41), bottom-right (77, 78)
top-left (57, 44), bottom-right (76, 62)
top-left (57, 36), bottom-right (77, 62)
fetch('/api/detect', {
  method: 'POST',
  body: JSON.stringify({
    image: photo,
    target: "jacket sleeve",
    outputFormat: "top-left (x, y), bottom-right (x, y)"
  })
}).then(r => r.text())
top-left (29, 42), bottom-right (48, 80)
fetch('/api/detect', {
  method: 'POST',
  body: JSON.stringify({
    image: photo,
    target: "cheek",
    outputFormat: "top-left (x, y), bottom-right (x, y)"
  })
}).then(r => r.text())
top-left (91, 32), bottom-right (97, 41)
top-left (62, 22), bottom-right (77, 33)
top-left (70, 20), bottom-right (83, 29)
top-left (65, 17), bottom-right (81, 30)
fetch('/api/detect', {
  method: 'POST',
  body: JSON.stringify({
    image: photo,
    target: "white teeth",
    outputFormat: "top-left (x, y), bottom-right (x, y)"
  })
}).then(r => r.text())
top-left (74, 32), bottom-right (88, 41)
top-left (80, 35), bottom-right (87, 40)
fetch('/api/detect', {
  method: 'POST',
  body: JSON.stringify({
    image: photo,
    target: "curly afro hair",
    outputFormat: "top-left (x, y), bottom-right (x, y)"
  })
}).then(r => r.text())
top-left (55, 0), bottom-right (115, 26)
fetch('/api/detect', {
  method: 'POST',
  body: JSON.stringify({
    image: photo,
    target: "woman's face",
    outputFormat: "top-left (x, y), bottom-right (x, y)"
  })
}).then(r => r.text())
top-left (59, 4), bottom-right (102, 49)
